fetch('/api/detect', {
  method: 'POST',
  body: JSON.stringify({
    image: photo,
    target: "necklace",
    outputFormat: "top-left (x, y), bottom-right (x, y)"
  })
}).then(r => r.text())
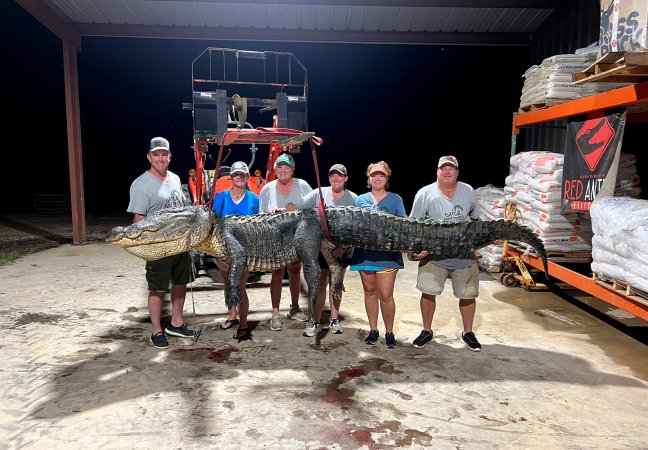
top-left (331, 189), bottom-right (344, 200)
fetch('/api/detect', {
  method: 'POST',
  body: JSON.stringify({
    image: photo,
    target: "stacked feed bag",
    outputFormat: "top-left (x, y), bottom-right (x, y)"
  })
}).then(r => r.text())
top-left (475, 184), bottom-right (506, 221)
top-left (505, 151), bottom-right (593, 252)
top-left (520, 54), bottom-right (591, 108)
top-left (599, 0), bottom-right (648, 56)
top-left (616, 153), bottom-right (642, 198)
top-left (590, 196), bottom-right (648, 293)
top-left (475, 185), bottom-right (506, 271)
top-left (519, 54), bottom-right (632, 110)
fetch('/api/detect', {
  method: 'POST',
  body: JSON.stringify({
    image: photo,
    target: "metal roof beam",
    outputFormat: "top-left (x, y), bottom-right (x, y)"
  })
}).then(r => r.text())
top-left (154, 0), bottom-right (564, 7)
top-left (15, 0), bottom-right (80, 42)
top-left (76, 23), bottom-right (531, 46)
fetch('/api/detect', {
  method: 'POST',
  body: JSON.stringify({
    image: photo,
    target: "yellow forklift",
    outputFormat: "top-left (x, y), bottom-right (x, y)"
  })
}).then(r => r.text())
top-left (500, 202), bottom-right (548, 290)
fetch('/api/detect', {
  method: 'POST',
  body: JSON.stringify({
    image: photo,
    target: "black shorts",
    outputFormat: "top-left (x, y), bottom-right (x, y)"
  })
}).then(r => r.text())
top-left (145, 252), bottom-right (195, 291)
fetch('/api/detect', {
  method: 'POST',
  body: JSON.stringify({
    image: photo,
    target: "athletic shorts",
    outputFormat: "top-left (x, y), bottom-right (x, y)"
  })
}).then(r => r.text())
top-left (145, 252), bottom-right (195, 291)
top-left (416, 261), bottom-right (479, 299)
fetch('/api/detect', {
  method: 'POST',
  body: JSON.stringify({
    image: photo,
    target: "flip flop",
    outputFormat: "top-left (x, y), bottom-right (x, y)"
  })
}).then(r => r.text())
top-left (233, 328), bottom-right (251, 340)
top-left (220, 319), bottom-right (239, 330)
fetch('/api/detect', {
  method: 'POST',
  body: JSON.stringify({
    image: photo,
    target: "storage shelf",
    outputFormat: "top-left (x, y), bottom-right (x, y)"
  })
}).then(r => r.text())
top-left (509, 81), bottom-right (648, 322)
top-left (505, 247), bottom-right (648, 321)
top-left (513, 82), bottom-right (648, 133)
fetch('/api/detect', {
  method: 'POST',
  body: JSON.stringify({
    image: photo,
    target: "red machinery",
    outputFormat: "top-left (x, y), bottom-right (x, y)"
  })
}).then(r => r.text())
top-left (184, 48), bottom-right (320, 207)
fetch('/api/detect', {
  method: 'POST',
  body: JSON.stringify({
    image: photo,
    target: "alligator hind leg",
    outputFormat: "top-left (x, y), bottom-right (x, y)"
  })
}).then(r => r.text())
top-left (294, 219), bottom-right (322, 320)
top-left (320, 239), bottom-right (345, 302)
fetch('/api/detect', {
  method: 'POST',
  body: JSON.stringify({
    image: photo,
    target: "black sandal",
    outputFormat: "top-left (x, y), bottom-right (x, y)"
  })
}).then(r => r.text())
top-left (220, 319), bottom-right (239, 330)
top-left (233, 328), bottom-right (251, 340)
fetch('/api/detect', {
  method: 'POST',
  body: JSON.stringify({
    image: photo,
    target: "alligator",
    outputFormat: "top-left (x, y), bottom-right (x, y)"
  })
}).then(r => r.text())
top-left (106, 205), bottom-right (548, 316)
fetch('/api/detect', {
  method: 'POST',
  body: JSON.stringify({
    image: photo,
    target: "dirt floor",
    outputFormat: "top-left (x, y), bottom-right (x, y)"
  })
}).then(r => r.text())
top-left (0, 213), bottom-right (130, 258)
top-left (1, 215), bottom-right (648, 449)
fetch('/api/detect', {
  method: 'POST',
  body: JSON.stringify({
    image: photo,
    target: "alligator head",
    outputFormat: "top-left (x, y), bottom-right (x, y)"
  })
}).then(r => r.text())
top-left (105, 206), bottom-right (212, 260)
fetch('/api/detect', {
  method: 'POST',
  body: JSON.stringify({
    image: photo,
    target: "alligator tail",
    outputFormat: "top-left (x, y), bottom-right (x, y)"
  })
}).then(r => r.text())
top-left (325, 206), bottom-right (548, 274)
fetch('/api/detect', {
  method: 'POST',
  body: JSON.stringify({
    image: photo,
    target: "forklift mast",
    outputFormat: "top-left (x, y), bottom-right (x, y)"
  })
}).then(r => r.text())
top-left (183, 48), bottom-right (312, 205)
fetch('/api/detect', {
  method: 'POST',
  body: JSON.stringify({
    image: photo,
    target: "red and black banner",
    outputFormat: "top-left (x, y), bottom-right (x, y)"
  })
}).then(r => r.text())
top-left (562, 107), bottom-right (626, 212)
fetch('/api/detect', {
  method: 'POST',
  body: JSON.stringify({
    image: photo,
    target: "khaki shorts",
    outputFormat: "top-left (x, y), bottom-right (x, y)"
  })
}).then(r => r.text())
top-left (145, 252), bottom-right (195, 291)
top-left (416, 261), bottom-right (479, 299)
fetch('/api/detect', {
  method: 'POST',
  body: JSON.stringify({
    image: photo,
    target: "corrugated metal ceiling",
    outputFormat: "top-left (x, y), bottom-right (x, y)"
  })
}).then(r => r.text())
top-left (20, 0), bottom-right (562, 46)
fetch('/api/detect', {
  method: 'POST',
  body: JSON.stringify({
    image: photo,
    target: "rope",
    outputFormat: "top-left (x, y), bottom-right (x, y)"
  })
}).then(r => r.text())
top-left (310, 137), bottom-right (333, 241)
top-left (207, 135), bottom-right (231, 209)
top-left (188, 251), bottom-right (202, 344)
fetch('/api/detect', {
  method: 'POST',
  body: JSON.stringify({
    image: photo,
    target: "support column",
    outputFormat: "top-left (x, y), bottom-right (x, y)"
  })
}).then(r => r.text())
top-left (62, 37), bottom-right (86, 244)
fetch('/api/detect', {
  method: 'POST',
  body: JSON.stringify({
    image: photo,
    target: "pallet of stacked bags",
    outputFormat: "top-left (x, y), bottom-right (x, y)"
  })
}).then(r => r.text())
top-left (505, 151), bottom-right (592, 255)
top-left (475, 184), bottom-right (506, 272)
top-left (590, 196), bottom-right (648, 297)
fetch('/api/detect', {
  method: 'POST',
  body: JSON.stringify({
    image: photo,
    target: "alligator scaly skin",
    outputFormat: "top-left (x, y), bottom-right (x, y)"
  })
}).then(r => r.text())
top-left (198, 211), bottom-right (322, 272)
top-left (324, 206), bottom-right (547, 264)
top-left (107, 205), bottom-right (548, 314)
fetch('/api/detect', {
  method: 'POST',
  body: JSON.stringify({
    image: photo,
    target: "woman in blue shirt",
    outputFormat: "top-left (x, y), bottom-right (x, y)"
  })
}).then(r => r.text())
top-left (212, 161), bottom-right (260, 340)
top-left (349, 161), bottom-right (406, 349)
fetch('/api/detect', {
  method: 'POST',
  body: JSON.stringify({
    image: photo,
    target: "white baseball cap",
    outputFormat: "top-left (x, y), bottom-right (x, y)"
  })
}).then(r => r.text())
top-left (230, 161), bottom-right (250, 175)
top-left (149, 137), bottom-right (170, 153)
top-left (438, 155), bottom-right (458, 168)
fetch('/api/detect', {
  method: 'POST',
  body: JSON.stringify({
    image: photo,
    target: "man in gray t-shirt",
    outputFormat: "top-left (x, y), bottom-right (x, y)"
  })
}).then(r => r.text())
top-left (408, 155), bottom-right (482, 352)
top-left (127, 136), bottom-right (195, 349)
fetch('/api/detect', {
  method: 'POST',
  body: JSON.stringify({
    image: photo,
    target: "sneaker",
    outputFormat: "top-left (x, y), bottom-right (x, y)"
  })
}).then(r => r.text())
top-left (462, 331), bottom-right (482, 352)
top-left (303, 321), bottom-right (322, 337)
top-left (287, 305), bottom-right (309, 322)
top-left (150, 332), bottom-right (169, 349)
top-left (385, 332), bottom-right (397, 349)
top-left (329, 318), bottom-right (343, 334)
top-left (364, 329), bottom-right (379, 345)
top-left (412, 330), bottom-right (433, 349)
top-left (165, 323), bottom-right (194, 338)
top-left (270, 312), bottom-right (283, 331)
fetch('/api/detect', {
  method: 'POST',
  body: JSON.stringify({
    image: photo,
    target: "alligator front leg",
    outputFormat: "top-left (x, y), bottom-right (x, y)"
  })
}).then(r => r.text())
top-left (294, 219), bottom-right (322, 320)
top-left (223, 232), bottom-right (247, 309)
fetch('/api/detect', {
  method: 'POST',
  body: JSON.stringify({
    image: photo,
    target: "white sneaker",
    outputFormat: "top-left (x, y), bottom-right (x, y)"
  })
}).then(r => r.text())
top-left (270, 312), bottom-right (283, 331)
top-left (329, 318), bottom-right (343, 334)
top-left (302, 321), bottom-right (322, 337)
top-left (287, 305), bottom-right (309, 322)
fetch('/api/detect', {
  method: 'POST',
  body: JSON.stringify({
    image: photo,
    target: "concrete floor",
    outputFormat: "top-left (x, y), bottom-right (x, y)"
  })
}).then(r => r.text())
top-left (1, 243), bottom-right (647, 449)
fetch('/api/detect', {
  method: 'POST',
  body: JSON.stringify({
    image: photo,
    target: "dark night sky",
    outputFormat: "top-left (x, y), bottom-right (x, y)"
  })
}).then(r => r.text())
top-left (2, 1), bottom-right (532, 214)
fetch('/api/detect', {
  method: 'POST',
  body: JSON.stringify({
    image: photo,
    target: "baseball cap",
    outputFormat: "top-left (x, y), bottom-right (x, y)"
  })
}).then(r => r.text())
top-left (149, 137), bottom-right (170, 153)
top-left (328, 164), bottom-right (348, 176)
top-left (438, 155), bottom-right (458, 168)
top-left (275, 153), bottom-right (295, 168)
top-left (230, 161), bottom-right (250, 175)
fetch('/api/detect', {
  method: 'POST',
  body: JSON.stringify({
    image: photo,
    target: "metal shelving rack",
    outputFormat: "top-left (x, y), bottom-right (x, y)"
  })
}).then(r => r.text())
top-left (510, 82), bottom-right (648, 322)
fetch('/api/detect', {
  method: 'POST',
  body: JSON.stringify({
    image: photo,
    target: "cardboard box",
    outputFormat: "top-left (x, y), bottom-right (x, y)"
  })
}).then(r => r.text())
top-left (599, 0), bottom-right (648, 57)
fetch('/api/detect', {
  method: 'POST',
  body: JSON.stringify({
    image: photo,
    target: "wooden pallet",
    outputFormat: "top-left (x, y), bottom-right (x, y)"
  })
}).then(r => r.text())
top-left (572, 51), bottom-right (648, 85)
top-left (518, 98), bottom-right (571, 113)
top-left (482, 265), bottom-right (502, 273)
top-left (506, 243), bottom-right (591, 264)
top-left (592, 274), bottom-right (648, 306)
top-left (546, 250), bottom-right (592, 263)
